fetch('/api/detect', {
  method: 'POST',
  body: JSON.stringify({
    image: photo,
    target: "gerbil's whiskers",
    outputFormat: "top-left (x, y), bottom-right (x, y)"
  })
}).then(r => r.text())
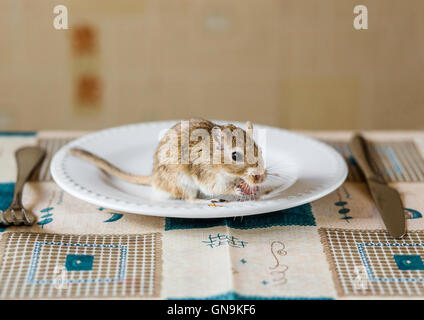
top-left (257, 159), bottom-right (297, 199)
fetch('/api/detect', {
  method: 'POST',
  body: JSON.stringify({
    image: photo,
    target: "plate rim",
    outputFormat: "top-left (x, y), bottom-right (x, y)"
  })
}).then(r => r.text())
top-left (50, 120), bottom-right (348, 218)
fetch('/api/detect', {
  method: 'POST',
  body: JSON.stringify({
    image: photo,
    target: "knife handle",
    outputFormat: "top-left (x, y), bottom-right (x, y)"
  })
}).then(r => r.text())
top-left (349, 134), bottom-right (384, 183)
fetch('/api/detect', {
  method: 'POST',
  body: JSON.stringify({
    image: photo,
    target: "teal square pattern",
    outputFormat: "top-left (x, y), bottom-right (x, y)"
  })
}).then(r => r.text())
top-left (65, 254), bottom-right (94, 271)
top-left (0, 232), bottom-right (161, 298)
top-left (0, 183), bottom-right (14, 211)
top-left (394, 255), bottom-right (424, 271)
top-left (27, 241), bottom-right (127, 284)
top-left (165, 203), bottom-right (315, 230)
top-left (0, 183), bottom-right (14, 232)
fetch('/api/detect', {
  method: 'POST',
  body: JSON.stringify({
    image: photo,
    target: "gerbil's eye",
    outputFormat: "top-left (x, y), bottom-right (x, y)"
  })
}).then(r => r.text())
top-left (232, 151), bottom-right (242, 162)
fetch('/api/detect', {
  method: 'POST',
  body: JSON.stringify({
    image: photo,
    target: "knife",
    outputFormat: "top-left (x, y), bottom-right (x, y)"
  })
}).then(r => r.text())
top-left (349, 134), bottom-right (406, 238)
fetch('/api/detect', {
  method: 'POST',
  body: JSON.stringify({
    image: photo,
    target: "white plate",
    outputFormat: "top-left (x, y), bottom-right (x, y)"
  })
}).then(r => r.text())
top-left (50, 121), bottom-right (347, 218)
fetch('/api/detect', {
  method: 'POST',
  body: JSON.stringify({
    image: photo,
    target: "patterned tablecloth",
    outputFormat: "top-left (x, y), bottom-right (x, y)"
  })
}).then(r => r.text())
top-left (1, 130), bottom-right (424, 300)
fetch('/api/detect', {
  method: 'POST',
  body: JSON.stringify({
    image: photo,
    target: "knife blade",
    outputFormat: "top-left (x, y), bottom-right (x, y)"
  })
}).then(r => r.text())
top-left (349, 134), bottom-right (406, 238)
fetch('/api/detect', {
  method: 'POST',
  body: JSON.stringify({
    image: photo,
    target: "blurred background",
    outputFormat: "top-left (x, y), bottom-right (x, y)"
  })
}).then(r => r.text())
top-left (1, 0), bottom-right (423, 131)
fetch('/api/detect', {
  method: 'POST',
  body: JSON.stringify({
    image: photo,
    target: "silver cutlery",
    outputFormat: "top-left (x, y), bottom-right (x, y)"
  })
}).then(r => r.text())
top-left (1, 146), bottom-right (46, 226)
top-left (350, 134), bottom-right (406, 238)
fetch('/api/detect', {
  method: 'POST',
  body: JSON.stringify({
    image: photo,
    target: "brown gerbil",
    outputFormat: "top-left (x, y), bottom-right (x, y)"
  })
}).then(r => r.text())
top-left (69, 119), bottom-right (267, 203)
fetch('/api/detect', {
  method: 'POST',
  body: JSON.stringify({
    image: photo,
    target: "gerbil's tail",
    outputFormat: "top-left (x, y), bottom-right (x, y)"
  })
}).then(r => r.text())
top-left (68, 148), bottom-right (152, 185)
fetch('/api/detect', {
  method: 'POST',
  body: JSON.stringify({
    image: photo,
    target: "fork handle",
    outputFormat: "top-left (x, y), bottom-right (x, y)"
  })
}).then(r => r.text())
top-left (11, 147), bottom-right (46, 207)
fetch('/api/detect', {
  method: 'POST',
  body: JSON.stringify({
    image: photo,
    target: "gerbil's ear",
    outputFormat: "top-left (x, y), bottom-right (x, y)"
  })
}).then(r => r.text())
top-left (212, 127), bottom-right (224, 151)
top-left (246, 121), bottom-right (253, 130)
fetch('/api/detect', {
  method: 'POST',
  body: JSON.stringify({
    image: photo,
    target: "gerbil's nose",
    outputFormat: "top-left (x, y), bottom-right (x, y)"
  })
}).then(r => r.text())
top-left (254, 174), bottom-right (265, 183)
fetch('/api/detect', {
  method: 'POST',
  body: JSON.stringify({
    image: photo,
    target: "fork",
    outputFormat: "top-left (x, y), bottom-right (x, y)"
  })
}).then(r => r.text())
top-left (1, 146), bottom-right (46, 226)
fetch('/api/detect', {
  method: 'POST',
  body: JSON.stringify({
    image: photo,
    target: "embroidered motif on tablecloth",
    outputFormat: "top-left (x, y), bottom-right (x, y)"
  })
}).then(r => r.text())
top-left (320, 228), bottom-right (424, 297)
top-left (0, 232), bottom-right (162, 298)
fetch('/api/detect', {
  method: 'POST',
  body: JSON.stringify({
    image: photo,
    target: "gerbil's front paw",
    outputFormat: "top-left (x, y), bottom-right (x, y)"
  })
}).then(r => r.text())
top-left (236, 181), bottom-right (259, 196)
top-left (234, 186), bottom-right (244, 196)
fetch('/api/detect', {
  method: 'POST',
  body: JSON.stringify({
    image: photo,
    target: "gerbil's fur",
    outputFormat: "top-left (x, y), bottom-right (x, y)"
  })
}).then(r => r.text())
top-left (68, 148), bottom-right (152, 185)
top-left (68, 119), bottom-right (267, 202)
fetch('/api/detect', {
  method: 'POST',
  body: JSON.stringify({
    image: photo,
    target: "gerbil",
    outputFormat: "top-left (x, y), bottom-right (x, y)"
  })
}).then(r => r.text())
top-left (69, 119), bottom-right (267, 203)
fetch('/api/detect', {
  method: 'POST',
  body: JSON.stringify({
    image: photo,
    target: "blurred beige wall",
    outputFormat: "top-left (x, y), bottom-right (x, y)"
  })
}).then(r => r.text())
top-left (0, 0), bottom-right (423, 131)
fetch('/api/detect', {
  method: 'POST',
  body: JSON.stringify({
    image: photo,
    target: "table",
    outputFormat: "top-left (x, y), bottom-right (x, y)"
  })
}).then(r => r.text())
top-left (1, 130), bottom-right (424, 299)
